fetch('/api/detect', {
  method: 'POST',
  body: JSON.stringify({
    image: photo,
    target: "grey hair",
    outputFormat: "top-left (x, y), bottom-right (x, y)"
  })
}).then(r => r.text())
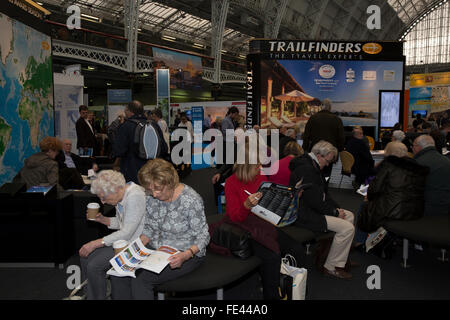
top-left (392, 130), bottom-right (405, 142)
top-left (322, 98), bottom-right (332, 111)
top-left (415, 134), bottom-right (435, 149)
top-left (311, 140), bottom-right (338, 161)
top-left (91, 170), bottom-right (126, 196)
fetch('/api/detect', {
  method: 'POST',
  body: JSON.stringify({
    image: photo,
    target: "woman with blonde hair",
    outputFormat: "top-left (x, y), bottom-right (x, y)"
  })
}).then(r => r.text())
top-left (221, 139), bottom-right (301, 299)
top-left (79, 169), bottom-right (146, 299)
top-left (111, 158), bottom-right (210, 299)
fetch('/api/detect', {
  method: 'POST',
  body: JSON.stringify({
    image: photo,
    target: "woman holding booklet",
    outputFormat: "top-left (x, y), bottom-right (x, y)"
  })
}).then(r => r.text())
top-left (79, 170), bottom-right (146, 300)
top-left (222, 139), bottom-right (302, 300)
top-left (111, 158), bottom-right (210, 300)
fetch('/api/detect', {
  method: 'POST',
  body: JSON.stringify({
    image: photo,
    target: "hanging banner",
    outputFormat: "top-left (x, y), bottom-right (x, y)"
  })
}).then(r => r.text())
top-left (157, 68), bottom-right (170, 124)
top-left (152, 47), bottom-right (203, 89)
top-left (247, 40), bottom-right (405, 139)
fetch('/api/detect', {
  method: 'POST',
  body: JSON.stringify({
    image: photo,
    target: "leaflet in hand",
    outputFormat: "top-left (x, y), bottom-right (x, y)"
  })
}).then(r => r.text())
top-left (356, 184), bottom-right (369, 197)
top-left (107, 237), bottom-right (179, 278)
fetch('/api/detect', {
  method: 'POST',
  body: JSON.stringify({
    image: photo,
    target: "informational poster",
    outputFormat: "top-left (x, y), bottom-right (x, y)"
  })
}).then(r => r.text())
top-left (53, 72), bottom-right (84, 153)
top-left (247, 40), bottom-right (405, 140)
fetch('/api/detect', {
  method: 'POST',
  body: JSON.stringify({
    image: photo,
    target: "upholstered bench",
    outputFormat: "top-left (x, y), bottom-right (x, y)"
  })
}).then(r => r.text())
top-left (384, 215), bottom-right (450, 267)
top-left (155, 252), bottom-right (262, 300)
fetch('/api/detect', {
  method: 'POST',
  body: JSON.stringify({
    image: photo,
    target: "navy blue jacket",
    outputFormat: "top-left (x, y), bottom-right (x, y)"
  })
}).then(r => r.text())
top-left (112, 114), bottom-right (148, 184)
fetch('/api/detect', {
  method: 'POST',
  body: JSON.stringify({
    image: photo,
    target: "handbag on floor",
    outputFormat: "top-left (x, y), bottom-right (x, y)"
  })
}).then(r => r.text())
top-left (280, 254), bottom-right (307, 300)
top-left (211, 222), bottom-right (253, 260)
top-left (63, 280), bottom-right (87, 300)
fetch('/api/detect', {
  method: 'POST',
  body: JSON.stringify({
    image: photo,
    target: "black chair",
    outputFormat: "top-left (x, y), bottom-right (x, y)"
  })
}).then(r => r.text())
top-left (384, 215), bottom-right (450, 268)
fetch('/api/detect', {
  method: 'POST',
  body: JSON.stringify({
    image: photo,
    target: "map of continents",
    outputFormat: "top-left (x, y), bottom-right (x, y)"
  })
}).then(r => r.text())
top-left (0, 13), bottom-right (54, 186)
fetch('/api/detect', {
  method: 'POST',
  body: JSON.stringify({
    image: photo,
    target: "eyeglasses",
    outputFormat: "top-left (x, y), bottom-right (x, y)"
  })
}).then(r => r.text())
top-left (145, 185), bottom-right (165, 196)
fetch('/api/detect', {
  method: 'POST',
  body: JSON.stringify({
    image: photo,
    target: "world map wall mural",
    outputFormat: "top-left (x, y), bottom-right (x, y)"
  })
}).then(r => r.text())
top-left (0, 12), bottom-right (54, 186)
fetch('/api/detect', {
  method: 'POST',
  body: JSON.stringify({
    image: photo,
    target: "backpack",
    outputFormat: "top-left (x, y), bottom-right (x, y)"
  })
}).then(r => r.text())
top-left (127, 118), bottom-right (168, 160)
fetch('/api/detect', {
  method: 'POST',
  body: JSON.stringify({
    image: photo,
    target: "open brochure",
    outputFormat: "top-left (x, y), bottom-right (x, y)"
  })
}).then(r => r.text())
top-left (365, 227), bottom-right (387, 252)
top-left (106, 237), bottom-right (179, 278)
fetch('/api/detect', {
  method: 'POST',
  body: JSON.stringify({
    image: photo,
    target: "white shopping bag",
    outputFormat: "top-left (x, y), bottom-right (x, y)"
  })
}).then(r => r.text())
top-left (280, 254), bottom-right (307, 300)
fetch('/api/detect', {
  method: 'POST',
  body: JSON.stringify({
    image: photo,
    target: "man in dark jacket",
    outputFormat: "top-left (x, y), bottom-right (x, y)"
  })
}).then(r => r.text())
top-left (345, 126), bottom-right (375, 186)
top-left (112, 100), bottom-right (156, 183)
top-left (302, 99), bottom-right (345, 179)
top-left (357, 141), bottom-right (429, 234)
top-left (413, 134), bottom-right (450, 216)
top-left (289, 140), bottom-right (355, 280)
top-left (76, 105), bottom-right (98, 156)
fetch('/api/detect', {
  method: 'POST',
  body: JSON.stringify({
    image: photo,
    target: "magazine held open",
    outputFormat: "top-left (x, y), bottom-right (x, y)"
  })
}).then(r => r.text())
top-left (107, 237), bottom-right (179, 278)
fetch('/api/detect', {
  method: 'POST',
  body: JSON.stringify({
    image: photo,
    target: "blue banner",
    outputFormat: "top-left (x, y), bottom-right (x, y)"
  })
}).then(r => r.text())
top-left (157, 69), bottom-right (170, 124)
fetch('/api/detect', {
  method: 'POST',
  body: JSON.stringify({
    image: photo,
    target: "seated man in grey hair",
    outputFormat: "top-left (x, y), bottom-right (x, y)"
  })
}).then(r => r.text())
top-left (289, 140), bottom-right (355, 280)
top-left (413, 134), bottom-right (450, 216)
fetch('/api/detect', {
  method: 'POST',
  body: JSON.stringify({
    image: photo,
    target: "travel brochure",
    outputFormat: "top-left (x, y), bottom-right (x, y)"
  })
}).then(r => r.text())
top-left (107, 237), bottom-right (179, 278)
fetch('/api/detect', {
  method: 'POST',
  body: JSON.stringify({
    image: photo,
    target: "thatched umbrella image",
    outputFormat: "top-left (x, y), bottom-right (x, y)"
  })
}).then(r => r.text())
top-left (275, 90), bottom-right (315, 118)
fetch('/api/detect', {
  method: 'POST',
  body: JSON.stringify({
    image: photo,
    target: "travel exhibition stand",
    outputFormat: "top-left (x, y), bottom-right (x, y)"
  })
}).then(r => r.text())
top-left (246, 39), bottom-right (406, 188)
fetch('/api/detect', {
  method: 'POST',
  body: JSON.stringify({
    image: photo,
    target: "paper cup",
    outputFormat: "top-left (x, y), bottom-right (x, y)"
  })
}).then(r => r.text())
top-left (87, 202), bottom-right (100, 220)
top-left (113, 240), bottom-right (128, 255)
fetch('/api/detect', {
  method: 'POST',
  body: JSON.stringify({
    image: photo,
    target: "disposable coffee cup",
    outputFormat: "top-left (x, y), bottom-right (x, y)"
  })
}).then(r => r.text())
top-left (113, 240), bottom-right (128, 255)
top-left (87, 202), bottom-right (100, 220)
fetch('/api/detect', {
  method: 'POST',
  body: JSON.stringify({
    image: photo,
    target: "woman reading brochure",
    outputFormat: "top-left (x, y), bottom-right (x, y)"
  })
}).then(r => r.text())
top-left (111, 158), bottom-right (210, 300)
top-left (79, 170), bottom-right (146, 300)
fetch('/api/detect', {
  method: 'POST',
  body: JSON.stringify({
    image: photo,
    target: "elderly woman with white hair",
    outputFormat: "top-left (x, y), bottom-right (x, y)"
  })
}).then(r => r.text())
top-left (391, 130), bottom-right (406, 142)
top-left (79, 170), bottom-right (146, 300)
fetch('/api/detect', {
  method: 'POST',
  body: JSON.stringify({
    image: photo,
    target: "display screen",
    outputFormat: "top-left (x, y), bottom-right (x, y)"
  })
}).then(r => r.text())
top-left (379, 91), bottom-right (401, 128)
top-left (412, 110), bottom-right (427, 118)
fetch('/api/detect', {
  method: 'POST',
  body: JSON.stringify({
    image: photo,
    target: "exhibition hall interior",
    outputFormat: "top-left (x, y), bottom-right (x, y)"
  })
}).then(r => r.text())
top-left (0, 0), bottom-right (449, 301)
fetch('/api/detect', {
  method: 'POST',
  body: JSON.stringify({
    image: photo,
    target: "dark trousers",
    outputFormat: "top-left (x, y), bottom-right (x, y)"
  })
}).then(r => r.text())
top-left (111, 256), bottom-right (204, 300)
top-left (251, 240), bottom-right (281, 300)
top-left (80, 247), bottom-right (115, 300)
top-left (251, 229), bottom-right (304, 300)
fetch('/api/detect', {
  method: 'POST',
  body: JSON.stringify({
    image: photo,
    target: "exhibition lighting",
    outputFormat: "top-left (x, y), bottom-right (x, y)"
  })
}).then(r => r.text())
top-left (162, 35), bottom-right (176, 42)
top-left (81, 13), bottom-right (100, 21)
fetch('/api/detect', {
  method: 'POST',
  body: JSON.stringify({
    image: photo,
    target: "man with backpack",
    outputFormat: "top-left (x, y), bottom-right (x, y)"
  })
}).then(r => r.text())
top-left (112, 100), bottom-right (167, 183)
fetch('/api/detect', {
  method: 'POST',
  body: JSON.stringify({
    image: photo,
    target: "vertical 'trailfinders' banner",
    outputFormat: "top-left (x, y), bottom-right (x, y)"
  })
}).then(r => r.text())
top-left (246, 40), bottom-right (405, 140)
top-left (157, 69), bottom-right (170, 125)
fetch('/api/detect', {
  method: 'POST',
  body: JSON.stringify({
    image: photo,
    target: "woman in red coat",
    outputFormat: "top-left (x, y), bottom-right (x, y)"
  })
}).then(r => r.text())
top-left (224, 139), bottom-right (301, 300)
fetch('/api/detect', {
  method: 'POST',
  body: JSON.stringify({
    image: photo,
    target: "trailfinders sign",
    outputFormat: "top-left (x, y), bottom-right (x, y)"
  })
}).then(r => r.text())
top-left (249, 40), bottom-right (404, 61)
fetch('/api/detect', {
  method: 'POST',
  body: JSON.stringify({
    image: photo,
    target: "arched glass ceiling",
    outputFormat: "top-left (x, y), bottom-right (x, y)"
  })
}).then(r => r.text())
top-left (39, 0), bottom-right (447, 59)
top-left (400, 0), bottom-right (450, 65)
